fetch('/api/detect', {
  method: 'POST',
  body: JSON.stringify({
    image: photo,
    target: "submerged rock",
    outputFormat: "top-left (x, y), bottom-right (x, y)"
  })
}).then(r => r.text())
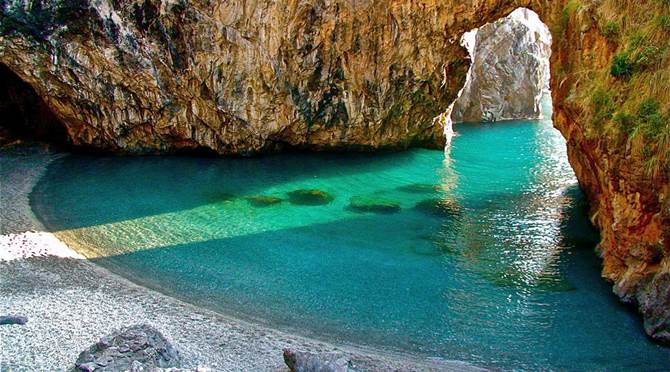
top-left (74, 324), bottom-right (180, 371)
top-left (0, 315), bottom-right (28, 325)
top-left (395, 183), bottom-right (439, 194)
top-left (283, 348), bottom-right (352, 372)
top-left (414, 198), bottom-right (462, 218)
top-left (347, 196), bottom-right (401, 214)
top-left (205, 192), bottom-right (237, 204)
top-left (287, 189), bottom-right (334, 206)
top-left (246, 195), bottom-right (283, 207)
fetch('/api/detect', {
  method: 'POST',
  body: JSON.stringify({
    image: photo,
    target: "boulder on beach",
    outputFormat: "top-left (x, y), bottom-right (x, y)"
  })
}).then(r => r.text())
top-left (283, 348), bottom-right (353, 372)
top-left (0, 315), bottom-right (28, 325)
top-left (74, 324), bottom-right (180, 371)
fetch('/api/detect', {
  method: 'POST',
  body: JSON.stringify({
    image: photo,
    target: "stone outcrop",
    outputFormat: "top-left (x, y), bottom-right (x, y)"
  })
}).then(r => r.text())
top-left (1, 0), bottom-right (668, 345)
top-left (0, 0), bottom-right (477, 154)
top-left (451, 8), bottom-right (551, 123)
top-left (74, 324), bottom-right (181, 371)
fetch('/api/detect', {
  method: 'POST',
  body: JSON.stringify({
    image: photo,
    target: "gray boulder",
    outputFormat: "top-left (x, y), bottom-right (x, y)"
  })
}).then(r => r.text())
top-left (283, 348), bottom-right (353, 372)
top-left (452, 8), bottom-right (551, 123)
top-left (0, 315), bottom-right (28, 325)
top-left (74, 324), bottom-right (180, 371)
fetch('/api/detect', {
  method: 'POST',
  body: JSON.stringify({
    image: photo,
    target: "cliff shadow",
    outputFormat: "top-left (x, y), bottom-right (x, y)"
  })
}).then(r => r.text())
top-left (28, 149), bottom-right (444, 231)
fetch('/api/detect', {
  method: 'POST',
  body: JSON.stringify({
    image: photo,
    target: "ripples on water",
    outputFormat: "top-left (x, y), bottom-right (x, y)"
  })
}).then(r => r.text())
top-left (31, 119), bottom-right (669, 369)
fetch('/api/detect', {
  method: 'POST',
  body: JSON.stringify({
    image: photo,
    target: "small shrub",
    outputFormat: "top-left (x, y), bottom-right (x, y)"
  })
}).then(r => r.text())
top-left (613, 111), bottom-right (635, 134)
top-left (636, 98), bottom-right (668, 138)
top-left (638, 98), bottom-right (660, 119)
top-left (602, 20), bottom-right (620, 38)
top-left (591, 89), bottom-right (615, 127)
top-left (643, 113), bottom-right (666, 137)
top-left (656, 15), bottom-right (670, 32)
top-left (610, 53), bottom-right (633, 78)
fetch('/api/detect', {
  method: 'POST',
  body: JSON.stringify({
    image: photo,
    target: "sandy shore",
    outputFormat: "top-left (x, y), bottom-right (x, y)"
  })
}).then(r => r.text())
top-left (0, 143), bottom-right (483, 371)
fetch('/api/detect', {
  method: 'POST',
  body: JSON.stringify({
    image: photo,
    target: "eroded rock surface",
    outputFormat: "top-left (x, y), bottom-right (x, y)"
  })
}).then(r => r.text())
top-left (451, 8), bottom-right (551, 123)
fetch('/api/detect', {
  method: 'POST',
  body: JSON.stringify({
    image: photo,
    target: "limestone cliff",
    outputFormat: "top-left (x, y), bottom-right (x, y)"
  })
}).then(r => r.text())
top-left (452, 8), bottom-right (551, 123)
top-left (0, 0), bottom-right (668, 344)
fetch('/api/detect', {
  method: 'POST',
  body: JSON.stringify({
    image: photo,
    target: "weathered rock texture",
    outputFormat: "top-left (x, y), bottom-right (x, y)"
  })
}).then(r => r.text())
top-left (451, 8), bottom-right (551, 123)
top-left (74, 324), bottom-right (181, 371)
top-left (1, 0), bottom-right (668, 344)
top-left (283, 348), bottom-right (353, 372)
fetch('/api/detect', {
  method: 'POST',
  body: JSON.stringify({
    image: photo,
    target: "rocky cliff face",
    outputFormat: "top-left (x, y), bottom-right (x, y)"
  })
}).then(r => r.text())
top-left (1, 0), bottom-right (483, 154)
top-left (546, 0), bottom-right (669, 344)
top-left (451, 8), bottom-right (551, 123)
top-left (1, 0), bottom-right (668, 344)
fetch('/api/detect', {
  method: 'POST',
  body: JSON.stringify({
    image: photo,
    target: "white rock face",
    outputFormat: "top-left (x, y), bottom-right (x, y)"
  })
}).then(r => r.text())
top-left (451, 8), bottom-right (551, 123)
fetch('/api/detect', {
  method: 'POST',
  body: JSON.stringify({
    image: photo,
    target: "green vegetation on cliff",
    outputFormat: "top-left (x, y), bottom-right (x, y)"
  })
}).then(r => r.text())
top-left (568, 0), bottom-right (670, 177)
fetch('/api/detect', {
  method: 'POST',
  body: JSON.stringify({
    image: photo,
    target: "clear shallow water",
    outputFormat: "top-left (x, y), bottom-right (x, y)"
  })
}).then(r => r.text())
top-left (31, 120), bottom-right (669, 370)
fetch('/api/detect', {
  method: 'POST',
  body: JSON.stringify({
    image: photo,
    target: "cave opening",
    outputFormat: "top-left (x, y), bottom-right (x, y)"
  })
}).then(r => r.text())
top-left (0, 63), bottom-right (69, 145)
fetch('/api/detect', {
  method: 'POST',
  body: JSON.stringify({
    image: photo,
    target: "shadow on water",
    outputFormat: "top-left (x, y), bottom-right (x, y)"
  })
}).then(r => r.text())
top-left (80, 182), bottom-right (670, 370)
top-left (22, 118), bottom-right (670, 369)
top-left (30, 150), bottom-right (430, 231)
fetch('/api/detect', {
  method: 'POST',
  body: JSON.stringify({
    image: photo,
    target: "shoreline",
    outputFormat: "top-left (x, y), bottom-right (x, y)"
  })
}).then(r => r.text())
top-left (0, 143), bottom-right (483, 371)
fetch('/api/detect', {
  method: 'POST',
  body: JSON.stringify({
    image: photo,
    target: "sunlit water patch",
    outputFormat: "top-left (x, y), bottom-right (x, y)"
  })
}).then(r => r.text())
top-left (31, 120), bottom-right (669, 369)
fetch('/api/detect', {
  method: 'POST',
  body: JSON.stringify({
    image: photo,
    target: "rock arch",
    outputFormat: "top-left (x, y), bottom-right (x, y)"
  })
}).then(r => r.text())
top-left (0, 0), bottom-right (667, 343)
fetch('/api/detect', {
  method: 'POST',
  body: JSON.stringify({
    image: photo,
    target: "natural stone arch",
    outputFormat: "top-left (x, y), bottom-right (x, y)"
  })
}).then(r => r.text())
top-left (0, 0), bottom-right (551, 155)
top-left (0, 0), bottom-right (668, 343)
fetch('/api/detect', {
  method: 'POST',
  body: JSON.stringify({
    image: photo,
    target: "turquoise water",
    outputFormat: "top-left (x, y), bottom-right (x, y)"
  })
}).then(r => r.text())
top-left (31, 120), bottom-right (669, 370)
